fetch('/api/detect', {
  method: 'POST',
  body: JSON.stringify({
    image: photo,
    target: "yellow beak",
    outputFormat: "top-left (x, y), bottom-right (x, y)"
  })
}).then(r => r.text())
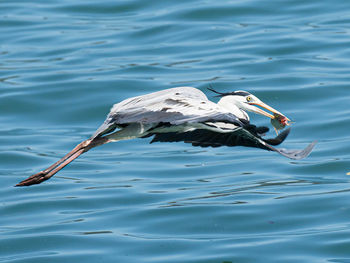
top-left (249, 101), bottom-right (290, 121)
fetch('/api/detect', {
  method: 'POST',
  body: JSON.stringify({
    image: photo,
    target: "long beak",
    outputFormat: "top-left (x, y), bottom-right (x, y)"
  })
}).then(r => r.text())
top-left (249, 101), bottom-right (290, 120)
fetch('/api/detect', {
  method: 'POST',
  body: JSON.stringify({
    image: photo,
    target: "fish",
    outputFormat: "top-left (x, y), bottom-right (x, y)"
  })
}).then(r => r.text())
top-left (271, 113), bottom-right (290, 135)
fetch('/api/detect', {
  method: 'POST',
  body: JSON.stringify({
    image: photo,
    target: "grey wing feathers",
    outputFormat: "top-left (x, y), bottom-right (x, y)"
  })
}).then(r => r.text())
top-left (149, 127), bottom-right (316, 160)
top-left (264, 140), bottom-right (317, 160)
top-left (149, 127), bottom-right (265, 148)
top-left (150, 126), bottom-right (287, 149)
top-left (92, 87), bottom-right (242, 138)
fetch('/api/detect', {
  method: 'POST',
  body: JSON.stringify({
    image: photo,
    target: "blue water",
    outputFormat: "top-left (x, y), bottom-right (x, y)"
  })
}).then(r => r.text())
top-left (1, 0), bottom-right (350, 262)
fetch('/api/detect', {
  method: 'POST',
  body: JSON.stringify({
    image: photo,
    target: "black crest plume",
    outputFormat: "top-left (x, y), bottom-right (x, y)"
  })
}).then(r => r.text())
top-left (207, 85), bottom-right (250, 97)
top-left (207, 85), bottom-right (227, 97)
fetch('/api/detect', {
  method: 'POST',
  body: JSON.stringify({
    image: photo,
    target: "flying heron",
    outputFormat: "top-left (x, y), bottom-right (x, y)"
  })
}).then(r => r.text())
top-left (16, 86), bottom-right (316, 186)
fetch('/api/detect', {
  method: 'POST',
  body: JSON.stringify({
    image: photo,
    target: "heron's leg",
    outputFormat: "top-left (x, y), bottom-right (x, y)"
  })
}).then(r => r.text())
top-left (15, 137), bottom-right (109, 187)
top-left (15, 123), bottom-right (152, 187)
top-left (16, 147), bottom-right (87, 186)
top-left (36, 140), bottom-right (91, 175)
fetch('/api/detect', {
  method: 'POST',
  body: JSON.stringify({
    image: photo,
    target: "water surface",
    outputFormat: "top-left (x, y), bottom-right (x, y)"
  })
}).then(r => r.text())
top-left (1, 1), bottom-right (350, 262)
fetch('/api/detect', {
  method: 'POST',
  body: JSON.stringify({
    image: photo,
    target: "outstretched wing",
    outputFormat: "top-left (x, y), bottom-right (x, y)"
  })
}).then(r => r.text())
top-left (149, 126), bottom-right (289, 149)
top-left (264, 140), bottom-right (317, 160)
top-left (148, 127), bottom-right (316, 160)
top-left (92, 87), bottom-right (243, 138)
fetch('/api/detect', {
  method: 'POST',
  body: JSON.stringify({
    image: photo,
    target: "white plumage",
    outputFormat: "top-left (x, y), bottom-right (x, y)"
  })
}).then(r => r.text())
top-left (93, 87), bottom-right (244, 139)
top-left (16, 86), bottom-right (316, 187)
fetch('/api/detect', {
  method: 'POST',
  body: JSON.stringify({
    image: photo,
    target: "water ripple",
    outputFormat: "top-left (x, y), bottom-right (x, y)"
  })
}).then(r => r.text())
top-left (2, 0), bottom-right (350, 262)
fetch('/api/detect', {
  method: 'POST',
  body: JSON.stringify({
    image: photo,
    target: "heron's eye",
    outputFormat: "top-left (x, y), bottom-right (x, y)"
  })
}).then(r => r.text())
top-left (246, 96), bottom-right (252, 102)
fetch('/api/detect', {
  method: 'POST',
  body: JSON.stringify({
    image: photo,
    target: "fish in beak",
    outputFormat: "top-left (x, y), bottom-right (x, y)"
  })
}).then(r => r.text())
top-left (248, 100), bottom-right (291, 134)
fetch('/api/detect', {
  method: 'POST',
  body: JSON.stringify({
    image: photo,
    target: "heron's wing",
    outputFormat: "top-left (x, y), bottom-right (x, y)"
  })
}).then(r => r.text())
top-left (92, 87), bottom-right (243, 138)
top-left (264, 140), bottom-right (317, 160)
top-left (149, 126), bottom-right (285, 149)
top-left (149, 127), bottom-right (316, 160)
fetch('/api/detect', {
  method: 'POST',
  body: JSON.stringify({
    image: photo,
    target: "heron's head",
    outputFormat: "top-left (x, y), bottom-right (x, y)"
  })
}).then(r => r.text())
top-left (209, 88), bottom-right (290, 120)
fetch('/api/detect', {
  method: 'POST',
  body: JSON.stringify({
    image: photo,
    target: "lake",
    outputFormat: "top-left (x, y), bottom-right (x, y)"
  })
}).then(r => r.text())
top-left (1, 0), bottom-right (350, 262)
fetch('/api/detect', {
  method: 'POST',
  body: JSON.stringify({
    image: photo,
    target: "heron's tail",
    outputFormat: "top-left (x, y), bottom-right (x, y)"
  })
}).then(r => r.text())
top-left (15, 137), bottom-right (109, 187)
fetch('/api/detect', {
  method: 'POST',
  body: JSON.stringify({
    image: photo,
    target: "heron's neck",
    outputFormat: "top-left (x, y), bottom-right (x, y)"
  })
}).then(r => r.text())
top-left (217, 96), bottom-right (249, 120)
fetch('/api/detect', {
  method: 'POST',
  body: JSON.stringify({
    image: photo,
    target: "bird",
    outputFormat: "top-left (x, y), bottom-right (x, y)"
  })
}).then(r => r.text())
top-left (16, 86), bottom-right (316, 187)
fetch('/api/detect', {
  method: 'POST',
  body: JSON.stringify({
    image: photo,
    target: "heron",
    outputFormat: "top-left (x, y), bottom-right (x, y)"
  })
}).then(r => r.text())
top-left (16, 86), bottom-right (316, 186)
